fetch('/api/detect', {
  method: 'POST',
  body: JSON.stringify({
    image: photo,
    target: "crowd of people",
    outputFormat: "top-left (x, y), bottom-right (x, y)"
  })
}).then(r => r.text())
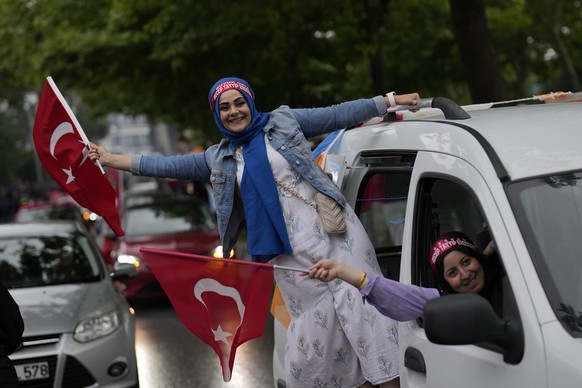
top-left (0, 180), bottom-right (52, 223)
top-left (0, 184), bottom-right (24, 223)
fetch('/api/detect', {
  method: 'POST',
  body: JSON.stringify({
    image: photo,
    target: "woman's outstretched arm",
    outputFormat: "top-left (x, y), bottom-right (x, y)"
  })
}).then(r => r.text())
top-left (307, 259), bottom-right (439, 321)
top-left (89, 143), bottom-right (131, 171)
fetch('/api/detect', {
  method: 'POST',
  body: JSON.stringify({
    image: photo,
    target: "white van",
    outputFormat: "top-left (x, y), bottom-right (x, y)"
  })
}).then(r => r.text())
top-left (273, 93), bottom-right (582, 387)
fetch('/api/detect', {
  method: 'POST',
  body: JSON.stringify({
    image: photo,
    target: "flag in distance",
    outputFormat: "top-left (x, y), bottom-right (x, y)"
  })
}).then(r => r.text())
top-left (139, 248), bottom-right (274, 382)
top-left (32, 77), bottom-right (124, 236)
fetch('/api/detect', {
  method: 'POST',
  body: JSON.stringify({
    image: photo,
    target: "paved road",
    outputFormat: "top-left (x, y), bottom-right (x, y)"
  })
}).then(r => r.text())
top-left (133, 298), bottom-right (275, 388)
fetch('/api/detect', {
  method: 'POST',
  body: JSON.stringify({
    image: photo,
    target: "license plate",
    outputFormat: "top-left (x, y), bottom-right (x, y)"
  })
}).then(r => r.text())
top-left (15, 361), bottom-right (50, 381)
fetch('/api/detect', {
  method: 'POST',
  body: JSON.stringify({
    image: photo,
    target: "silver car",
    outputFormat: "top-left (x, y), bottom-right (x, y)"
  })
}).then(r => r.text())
top-left (0, 221), bottom-right (138, 387)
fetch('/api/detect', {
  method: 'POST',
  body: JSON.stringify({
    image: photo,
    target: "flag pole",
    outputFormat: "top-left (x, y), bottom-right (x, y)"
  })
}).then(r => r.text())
top-left (46, 76), bottom-right (105, 174)
top-left (273, 264), bottom-right (309, 274)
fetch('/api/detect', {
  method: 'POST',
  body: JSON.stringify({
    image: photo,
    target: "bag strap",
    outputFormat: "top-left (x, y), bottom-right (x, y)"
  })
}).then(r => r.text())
top-left (274, 178), bottom-right (317, 210)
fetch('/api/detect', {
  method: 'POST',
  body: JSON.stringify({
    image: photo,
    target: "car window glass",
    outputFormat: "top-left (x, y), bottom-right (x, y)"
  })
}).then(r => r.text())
top-left (0, 232), bottom-right (101, 288)
top-left (124, 199), bottom-right (216, 237)
top-left (15, 205), bottom-right (80, 222)
top-left (77, 235), bottom-right (102, 275)
top-left (429, 179), bottom-right (485, 239)
top-left (508, 172), bottom-right (582, 336)
top-left (355, 171), bottom-right (411, 280)
top-left (413, 176), bottom-right (519, 355)
top-left (413, 178), bottom-right (488, 290)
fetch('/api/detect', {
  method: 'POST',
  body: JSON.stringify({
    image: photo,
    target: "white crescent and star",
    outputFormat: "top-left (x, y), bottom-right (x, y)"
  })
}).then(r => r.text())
top-left (49, 121), bottom-right (90, 184)
top-left (193, 278), bottom-right (246, 345)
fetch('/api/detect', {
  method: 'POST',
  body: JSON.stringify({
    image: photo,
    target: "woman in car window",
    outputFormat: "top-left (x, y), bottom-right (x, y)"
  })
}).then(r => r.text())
top-left (89, 77), bottom-right (420, 388)
top-left (307, 231), bottom-right (505, 321)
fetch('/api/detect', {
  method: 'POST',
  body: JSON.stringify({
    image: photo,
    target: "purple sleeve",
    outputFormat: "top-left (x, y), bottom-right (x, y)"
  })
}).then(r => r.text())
top-left (359, 273), bottom-right (440, 321)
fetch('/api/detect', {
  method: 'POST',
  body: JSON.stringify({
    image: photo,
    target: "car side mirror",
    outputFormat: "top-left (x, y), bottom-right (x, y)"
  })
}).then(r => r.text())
top-left (423, 293), bottom-right (524, 364)
top-left (110, 262), bottom-right (138, 281)
top-left (105, 232), bottom-right (118, 242)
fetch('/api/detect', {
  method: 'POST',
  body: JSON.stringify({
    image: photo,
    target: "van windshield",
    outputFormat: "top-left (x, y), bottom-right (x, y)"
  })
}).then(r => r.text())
top-left (509, 172), bottom-right (582, 336)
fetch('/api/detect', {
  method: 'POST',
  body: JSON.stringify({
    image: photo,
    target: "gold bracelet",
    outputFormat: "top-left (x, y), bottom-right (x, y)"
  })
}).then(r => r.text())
top-left (356, 271), bottom-right (367, 289)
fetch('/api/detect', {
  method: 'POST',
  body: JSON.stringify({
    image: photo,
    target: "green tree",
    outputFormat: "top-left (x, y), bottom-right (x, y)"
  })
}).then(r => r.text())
top-left (0, 0), bottom-right (580, 144)
top-left (528, 0), bottom-right (581, 92)
top-left (0, 70), bottom-right (34, 185)
top-left (449, 0), bottom-right (505, 102)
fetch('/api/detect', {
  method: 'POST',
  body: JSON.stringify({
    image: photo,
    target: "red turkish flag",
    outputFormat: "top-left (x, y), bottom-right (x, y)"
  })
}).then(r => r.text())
top-left (139, 248), bottom-right (274, 382)
top-left (104, 166), bottom-right (124, 220)
top-left (32, 77), bottom-right (124, 236)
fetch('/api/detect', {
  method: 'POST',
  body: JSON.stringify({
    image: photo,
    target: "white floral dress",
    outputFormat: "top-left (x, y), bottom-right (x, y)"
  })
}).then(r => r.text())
top-left (236, 138), bottom-right (399, 388)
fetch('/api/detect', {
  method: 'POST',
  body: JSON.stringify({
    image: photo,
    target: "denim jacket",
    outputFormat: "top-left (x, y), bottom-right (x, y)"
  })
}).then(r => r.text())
top-left (130, 96), bottom-right (387, 255)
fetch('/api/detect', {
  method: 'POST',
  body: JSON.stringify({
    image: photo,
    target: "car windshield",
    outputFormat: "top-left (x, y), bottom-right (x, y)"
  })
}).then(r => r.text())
top-left (508, 171), bottom-right (582, 336)
top-left (0, 232), bottom-right (102, 288)
top-left (124, 198), bottom-right (216, 237)
top-left (16, 205), bottom-right (79, 222)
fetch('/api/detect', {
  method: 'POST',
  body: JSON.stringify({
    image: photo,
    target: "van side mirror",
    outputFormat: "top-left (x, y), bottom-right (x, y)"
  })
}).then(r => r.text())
top-left (423, 293), bottom-right (524, 364)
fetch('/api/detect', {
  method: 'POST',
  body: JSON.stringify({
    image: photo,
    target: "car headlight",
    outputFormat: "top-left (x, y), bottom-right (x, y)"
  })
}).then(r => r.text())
top-left (82, 211), bottom-right (98, 222)
top-left (115, 254), bottom-right (141, 270)
top-left (73, 309), bottom-right (120, 343)
top-left (212, 245), bottom-right (234, 258)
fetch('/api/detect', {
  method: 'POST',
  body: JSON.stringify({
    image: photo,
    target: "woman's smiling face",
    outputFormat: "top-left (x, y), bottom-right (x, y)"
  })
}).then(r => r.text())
top-left (218, 90), bottom-right (252, 133)
top-left (442, 250), bottom-right (485, 293)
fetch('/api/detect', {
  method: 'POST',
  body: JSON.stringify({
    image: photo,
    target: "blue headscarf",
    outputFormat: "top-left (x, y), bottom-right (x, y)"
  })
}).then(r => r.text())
top-left (208, 77), bottom-right (292, 263)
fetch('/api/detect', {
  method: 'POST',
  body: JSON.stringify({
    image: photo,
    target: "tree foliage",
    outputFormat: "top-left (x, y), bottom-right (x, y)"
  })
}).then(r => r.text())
top-left (0, 0), bottom-right (580, 145)
top-left (0, 69), bottom-right (33, 185)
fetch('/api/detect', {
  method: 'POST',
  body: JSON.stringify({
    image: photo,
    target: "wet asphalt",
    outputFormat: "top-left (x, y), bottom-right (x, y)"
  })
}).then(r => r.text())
top-left (133, 298), bottom-right (276, 388)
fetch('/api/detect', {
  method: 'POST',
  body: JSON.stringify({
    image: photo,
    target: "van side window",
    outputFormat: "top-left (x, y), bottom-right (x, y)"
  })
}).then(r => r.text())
top-left (412, 178), bottom-right (488, 290)
top-left (428, 179), bottom-right (485, 240)
top-left (413, 176), bottom-right (519, 319)
top-left (355, 172), bottom-right (411, 280)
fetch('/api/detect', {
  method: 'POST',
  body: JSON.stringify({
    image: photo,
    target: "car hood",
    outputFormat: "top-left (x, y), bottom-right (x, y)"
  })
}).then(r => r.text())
top-left (10, 281), bottom-right (123, 336)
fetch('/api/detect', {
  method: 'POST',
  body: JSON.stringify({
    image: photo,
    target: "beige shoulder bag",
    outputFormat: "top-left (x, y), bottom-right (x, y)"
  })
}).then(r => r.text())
top-left (275, 179), bottom-right (347, 234)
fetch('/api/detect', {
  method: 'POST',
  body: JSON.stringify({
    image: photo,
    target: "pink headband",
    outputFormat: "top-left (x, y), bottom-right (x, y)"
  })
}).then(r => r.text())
top-left (210, 80), bottom-right (253, 110)
top-left (429, 236), bottom-right (477, 272)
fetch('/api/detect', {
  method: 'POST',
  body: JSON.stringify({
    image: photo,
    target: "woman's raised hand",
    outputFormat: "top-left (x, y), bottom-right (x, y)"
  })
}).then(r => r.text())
top-left (394, 92), bottom-right (421, 107)
top-left (88, 142), bottom-right (132, 171)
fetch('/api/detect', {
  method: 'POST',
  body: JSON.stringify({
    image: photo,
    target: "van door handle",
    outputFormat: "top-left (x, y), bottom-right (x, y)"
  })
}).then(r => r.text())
top-left (404, 347), bottom-right (426, 374)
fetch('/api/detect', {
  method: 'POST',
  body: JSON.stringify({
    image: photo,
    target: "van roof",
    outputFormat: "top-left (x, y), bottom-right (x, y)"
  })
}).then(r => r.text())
top-left (325, 100), bottom-right (582, 181)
